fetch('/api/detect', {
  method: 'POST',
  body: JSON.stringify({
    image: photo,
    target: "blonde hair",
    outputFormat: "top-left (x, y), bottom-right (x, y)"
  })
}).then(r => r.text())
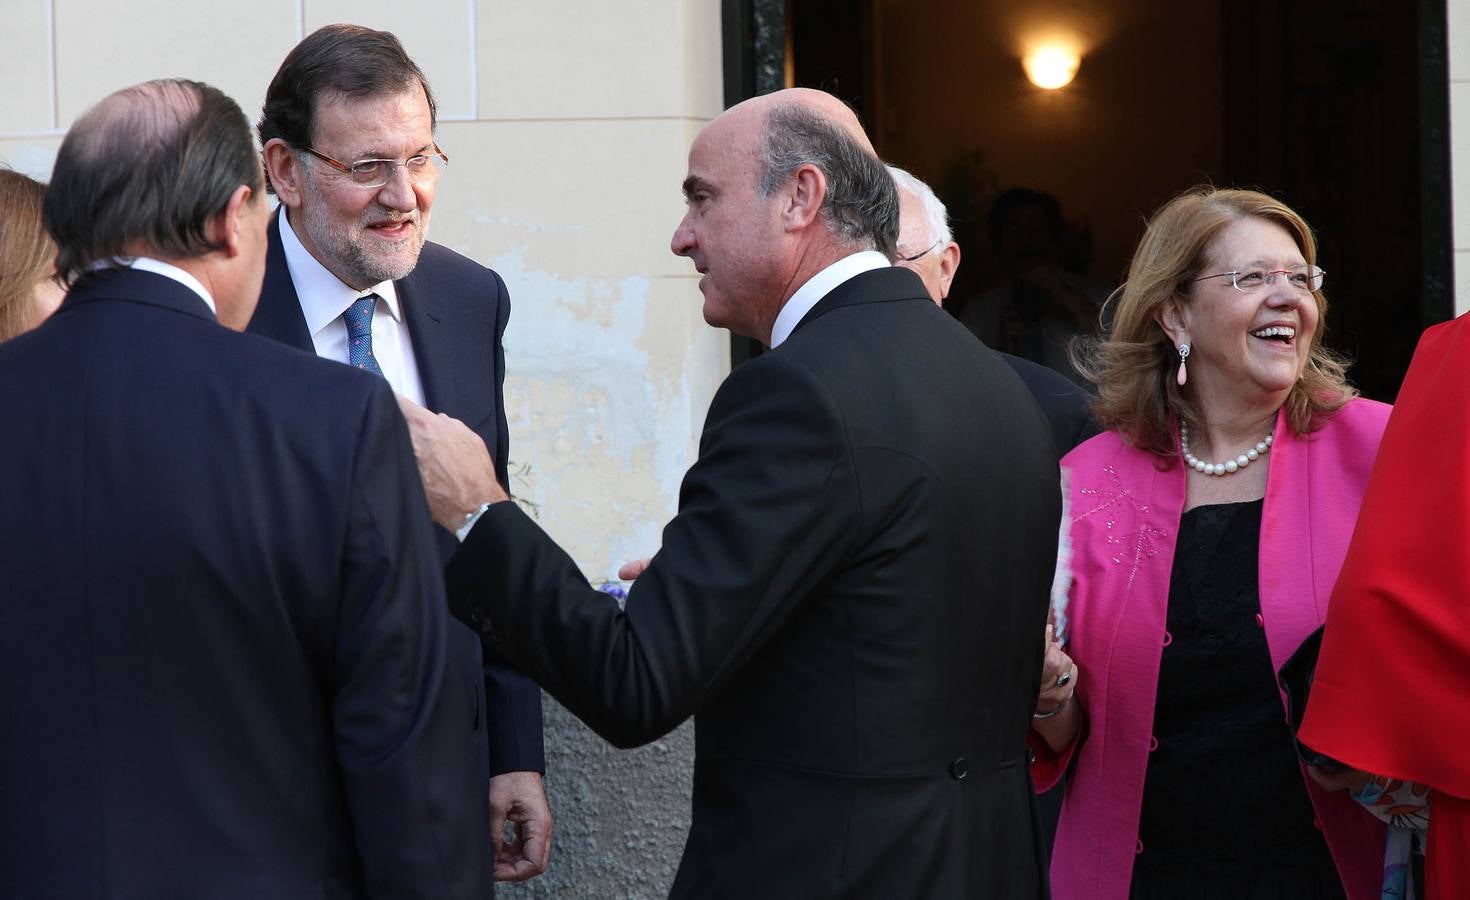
top-left (0, 170), bottom-right (56, 341)
top-left (1077, 186), bottom-right (1355, 457)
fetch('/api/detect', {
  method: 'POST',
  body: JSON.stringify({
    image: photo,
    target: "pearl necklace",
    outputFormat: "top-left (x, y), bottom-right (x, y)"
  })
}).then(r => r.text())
top-left (1179, 420), bottom-right (1273, 476)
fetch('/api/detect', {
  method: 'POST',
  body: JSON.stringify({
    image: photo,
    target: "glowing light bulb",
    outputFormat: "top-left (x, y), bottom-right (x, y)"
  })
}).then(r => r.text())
top-left (1023, 47), bottom-right (1080, 90)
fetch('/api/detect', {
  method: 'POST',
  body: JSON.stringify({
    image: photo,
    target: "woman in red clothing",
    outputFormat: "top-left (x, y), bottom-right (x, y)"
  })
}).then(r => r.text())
top-left (1301, 313), bottom-right (1470, 900)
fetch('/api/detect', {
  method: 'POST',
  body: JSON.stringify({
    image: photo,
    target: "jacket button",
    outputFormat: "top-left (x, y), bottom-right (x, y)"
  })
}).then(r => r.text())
top-left (1149, 735), bottom-right (1159, 752)
top-left (1135, 839), bottom-right (1144, 854)
top-left (949, 757), bottom-right (968, 780)
top-left (468, 607), bottom-right (484, 624)
top-left (1162, 630), bottom-right (1173, 647)
top-left (1254, 613), bottom-right (1265, 628)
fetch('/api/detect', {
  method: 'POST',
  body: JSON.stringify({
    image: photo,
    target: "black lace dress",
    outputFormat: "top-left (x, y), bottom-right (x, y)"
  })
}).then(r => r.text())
top-left (1129, 500), bottom-right (1346, 899)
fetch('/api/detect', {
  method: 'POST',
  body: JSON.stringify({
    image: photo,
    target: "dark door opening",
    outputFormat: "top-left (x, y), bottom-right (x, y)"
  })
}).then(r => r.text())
top-left (725, 0), bottom-right (1454, 399)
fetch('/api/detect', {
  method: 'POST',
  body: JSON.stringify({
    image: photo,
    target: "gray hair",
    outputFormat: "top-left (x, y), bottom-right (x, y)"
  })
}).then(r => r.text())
top-left (756, 103), bottom-right (898, 259)
top-left (45, 79), bottom-right (263, 282)
top-left (886, 164), bottom-right (952, 249)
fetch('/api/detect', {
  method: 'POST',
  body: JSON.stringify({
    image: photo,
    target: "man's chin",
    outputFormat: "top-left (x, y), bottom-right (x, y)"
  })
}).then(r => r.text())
top-left (348, 247), bottom-right (423, 286)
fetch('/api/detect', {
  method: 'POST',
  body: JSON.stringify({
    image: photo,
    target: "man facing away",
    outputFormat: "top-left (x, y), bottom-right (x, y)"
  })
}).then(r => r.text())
top-left (245, 25), bottom-right (550, 881)
top-left (399, 88), bottom-right (1061, 898)
top-left (888, 164), bottom-right (1097, 456)
top-left (0, 79), bottom-right (490, 899)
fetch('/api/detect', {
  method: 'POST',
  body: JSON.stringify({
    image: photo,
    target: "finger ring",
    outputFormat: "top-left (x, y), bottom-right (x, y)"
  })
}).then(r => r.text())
top-left (1055, 669), bottom-right (1073, 688)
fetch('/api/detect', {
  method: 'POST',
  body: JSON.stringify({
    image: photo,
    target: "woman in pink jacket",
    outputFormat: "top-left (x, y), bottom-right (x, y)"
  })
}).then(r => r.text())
top-left (1029, 186), bottom-right (1389, 900)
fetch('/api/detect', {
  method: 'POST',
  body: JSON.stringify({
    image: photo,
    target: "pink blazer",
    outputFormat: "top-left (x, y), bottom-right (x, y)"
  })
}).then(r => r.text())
top-left (1033, 398), bottom-right (1391, 900)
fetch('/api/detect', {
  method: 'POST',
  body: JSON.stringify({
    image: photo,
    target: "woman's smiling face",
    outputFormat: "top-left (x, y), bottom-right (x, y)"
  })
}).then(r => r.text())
top-left (1173, 216), bottom-right (1321, 406)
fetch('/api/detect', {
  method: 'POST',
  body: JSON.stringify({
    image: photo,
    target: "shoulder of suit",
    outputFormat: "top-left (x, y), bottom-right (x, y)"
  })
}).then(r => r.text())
top-left (719, 349), bottom-right (834, 405)
top-left (415, 240), bottom-right (499, 280)
top-left (231, 327), bottom-right (389, 395)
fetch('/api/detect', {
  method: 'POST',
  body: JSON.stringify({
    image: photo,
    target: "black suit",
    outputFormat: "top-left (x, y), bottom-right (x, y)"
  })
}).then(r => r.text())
top-left (248, 212), bottom-right (544, 776)
top-left (0, 269), bottom-right (490, 899)
top-left (999, 351), bottom-right (1097, 454)
top-left (449, 267), bottom-right (1060, 898)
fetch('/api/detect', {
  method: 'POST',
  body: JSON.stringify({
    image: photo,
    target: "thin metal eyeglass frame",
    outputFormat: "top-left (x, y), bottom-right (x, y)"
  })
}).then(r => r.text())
top-left (899, 239), bottom-right (942, 263)
top-left (301, 143), bottom-right (450, 188)
top-left (1189, 265), bottom-right (1325, 293)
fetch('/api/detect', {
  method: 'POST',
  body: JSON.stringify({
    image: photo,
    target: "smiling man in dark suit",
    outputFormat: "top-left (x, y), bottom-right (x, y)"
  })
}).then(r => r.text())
top-left (398, 88), bottom-right (1061, 898)
top-left (245, 25), bottom-right (550, 883)
top-left (0, 78), bottom-right (489, 899)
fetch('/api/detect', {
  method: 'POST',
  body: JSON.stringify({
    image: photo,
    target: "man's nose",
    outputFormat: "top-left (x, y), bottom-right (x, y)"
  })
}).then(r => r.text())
top-left (376, 166), bottom-right (417, 211)
top-left (671, 214), bottom-right (696, 257)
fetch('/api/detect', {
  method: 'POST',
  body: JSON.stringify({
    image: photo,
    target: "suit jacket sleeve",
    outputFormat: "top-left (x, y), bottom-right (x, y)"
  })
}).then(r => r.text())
top-left (446, 354), bottom-right (858, 748)
top-left (334, 382), bottom-right (492, 898)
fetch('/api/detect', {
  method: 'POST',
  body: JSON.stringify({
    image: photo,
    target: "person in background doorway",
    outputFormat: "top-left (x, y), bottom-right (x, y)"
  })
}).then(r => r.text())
top-left (889, 164), bottom-right (1096, 455)
top-left (959, 187), bottom-right (1111, 386)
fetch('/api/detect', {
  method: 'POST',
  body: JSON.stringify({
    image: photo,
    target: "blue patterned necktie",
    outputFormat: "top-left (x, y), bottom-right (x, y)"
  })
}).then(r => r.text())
top-left (343, 293), bottom-right (384, 378)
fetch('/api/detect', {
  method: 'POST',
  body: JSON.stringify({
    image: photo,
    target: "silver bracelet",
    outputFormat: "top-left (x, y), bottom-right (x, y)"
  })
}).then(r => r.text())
top-left (1032, 695), bottom-right (1070, 720)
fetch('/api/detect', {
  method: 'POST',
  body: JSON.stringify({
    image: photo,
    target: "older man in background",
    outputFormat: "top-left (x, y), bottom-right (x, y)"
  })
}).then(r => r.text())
top-left (0, 78), bottom-right (489, 899)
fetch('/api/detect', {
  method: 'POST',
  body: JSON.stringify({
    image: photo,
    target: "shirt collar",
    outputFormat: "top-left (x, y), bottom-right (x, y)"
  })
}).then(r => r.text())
top-left (279, 210), bottom-right (403, 337)
top-left (769, 250), bottom-right (891, 348)
top-left (102, 256), bottom-right (217, 314)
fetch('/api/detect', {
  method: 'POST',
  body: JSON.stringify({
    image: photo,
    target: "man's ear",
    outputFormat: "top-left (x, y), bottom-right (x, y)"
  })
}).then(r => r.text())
top-left (1155, 294), bottom-right (1189, 346)
top-left (261, 138), bottom-right (305, 209)
top-left (210, 184), bottom-right (254, 258)
top-left (936, 241), bottom-right (961, 304)
top-left (782, 163), bottom-right (827, 232)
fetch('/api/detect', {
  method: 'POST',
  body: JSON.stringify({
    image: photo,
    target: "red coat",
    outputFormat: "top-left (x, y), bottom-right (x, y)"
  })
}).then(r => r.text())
top-left (1302, 315), bottom-right (1470, 899)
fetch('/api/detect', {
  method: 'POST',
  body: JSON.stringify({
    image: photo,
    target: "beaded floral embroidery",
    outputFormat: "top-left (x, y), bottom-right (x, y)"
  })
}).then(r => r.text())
top-left (1074, 465), bottom-right (1169, 588)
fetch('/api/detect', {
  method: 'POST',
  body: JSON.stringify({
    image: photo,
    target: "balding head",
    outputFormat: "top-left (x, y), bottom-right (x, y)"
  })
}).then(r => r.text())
top-left (46, 78), bottom-right (264, 283)
top-left (46, 78), bottom-right (269, 328)
top-left (671, 89), bottom-right (898, 343)
top-left (730, 87), bottom-right (875, 154)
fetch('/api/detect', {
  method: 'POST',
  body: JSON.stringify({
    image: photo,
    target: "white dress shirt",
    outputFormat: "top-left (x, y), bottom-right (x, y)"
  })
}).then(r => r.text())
top-left (118, 257), bottom-right (217, 315)
top-left (278, 212), bottom-right (426, 406)
top-left (768, 250), bottom-right (891, 349)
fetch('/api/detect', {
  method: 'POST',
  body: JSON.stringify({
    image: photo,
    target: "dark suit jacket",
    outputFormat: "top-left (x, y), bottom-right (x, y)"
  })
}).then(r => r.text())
top-left (448, 267), bottom-right (1061, 898)
top-left (0, 268), bottom-right (491, 899)
top-left (248, 211), bottom-right (544, 775)
top-left (999, 351), bottom-right (1098, 455)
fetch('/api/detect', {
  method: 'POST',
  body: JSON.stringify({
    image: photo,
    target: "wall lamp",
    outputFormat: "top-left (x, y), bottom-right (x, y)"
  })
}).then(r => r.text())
top-left (1023, 46), bottom-right (1081, 90)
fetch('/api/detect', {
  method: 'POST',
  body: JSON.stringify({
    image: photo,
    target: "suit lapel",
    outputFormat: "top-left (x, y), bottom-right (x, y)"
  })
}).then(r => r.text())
top-left (246, 209), bottom-right (314, 351)
top-left (398, 266), bottom-right (495, 430)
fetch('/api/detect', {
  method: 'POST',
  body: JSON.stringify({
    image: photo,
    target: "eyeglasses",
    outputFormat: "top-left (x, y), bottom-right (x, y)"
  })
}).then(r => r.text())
top-left (301, 143), bottom-right (449, 188)
top-left (1191, 264), bottom-right (1324, 294)
top-left (899, 239), bottom-right (942, 263)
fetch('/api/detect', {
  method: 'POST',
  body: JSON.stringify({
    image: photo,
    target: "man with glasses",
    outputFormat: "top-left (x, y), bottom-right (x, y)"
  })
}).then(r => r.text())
top-left (248, 24), bottom-right (552, 885)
